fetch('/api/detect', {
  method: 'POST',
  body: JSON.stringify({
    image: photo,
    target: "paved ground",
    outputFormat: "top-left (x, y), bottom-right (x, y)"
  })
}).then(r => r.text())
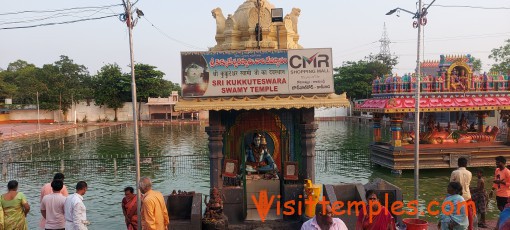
top-left (425, 219), bottom-right (497, 229)
top-left (0, 123), bottom-right (81, 140)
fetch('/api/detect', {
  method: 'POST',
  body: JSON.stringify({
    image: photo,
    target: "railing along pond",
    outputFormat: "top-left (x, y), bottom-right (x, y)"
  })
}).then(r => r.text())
top-left (0, 124), bottom-right (128, 161)
top-left (0, 149), bottom-right (370, 182)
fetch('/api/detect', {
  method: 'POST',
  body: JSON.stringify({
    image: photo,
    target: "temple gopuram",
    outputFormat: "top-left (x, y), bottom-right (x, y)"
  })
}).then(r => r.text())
top-left (175, 0), bottom-right (349, 226)
top-left (355, 54), bottom-right (510, 171)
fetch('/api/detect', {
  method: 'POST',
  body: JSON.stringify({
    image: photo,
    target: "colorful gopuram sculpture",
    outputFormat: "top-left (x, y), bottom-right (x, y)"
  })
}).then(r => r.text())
top-left (363, 54), bottom-right (510, 146)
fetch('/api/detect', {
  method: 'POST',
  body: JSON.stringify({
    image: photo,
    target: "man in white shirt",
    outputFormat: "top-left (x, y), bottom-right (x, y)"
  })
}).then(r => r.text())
top-left (301, 203), bottom-right (348, 230)
top-left (64, 181), bottom-right (89, 230)
top-left (40, 173), bottom-right (69, 229)
top-left (41, 180), bottom-right (67, 230)
top-left (450, 157), bottom-right (473, 230)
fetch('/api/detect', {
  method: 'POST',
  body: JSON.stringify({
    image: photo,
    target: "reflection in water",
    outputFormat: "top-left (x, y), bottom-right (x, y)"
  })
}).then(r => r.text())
top-left (0, 121), bottom-right (499, 228)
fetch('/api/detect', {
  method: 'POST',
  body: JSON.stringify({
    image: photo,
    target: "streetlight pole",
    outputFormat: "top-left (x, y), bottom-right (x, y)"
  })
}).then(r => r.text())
top-left (121, 1), bottom-right (142, 229)
top-left (414, 0), bottom-right (423, 219)
top-left (386, 0), bottom-right (436, 219)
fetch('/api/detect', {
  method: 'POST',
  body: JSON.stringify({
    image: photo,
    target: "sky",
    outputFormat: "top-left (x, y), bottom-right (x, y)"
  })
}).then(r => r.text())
top-left (1, 0), bottom-right (509, 84)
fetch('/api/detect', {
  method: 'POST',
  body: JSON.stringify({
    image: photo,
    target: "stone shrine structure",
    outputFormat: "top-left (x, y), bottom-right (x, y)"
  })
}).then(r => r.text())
top-left (210, 0), bottom-right (303, 51)
top-left (175, 0), bottom-right (349, 226)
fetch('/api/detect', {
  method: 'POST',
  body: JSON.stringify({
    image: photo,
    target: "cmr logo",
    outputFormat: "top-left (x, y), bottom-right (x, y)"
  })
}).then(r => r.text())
top-left (289, 52), bottom-right (330, 69)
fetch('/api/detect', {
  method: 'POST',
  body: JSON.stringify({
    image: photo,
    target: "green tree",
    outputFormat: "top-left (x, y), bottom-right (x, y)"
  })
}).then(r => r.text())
top-left (40, 55), bottom-right (90, 116)
top-left (366, 53), bottom-right (399, 74)
top-left (133, 63), bottom-right (168, 119)
top-left (489, 39), bottom-right (510, 74)
top-left (472, 58), bottom-right (482, 72)
top-left (0, 72), bottom-right (17, 99)
top-left (0, 60), bottom-right (46, 105)
top-left (94, 64), bottom-right (131, 121)
top-left (334, 54), bottom-right (398, 100)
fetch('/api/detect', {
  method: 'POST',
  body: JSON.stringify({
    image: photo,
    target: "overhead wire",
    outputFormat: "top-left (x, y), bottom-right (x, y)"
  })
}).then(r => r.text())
top-left (0, 4), bottom-right (123, 16)
top-left (0, 14), bottom-right (119, 30)
top-left (392, 32), bottom-right (510, 43)
top-left (141, 16), bottom-right (206, 51)
top-left (0, 8), bottom-right (116, 25)
top-left (432, 4), bottom-right (510, 10)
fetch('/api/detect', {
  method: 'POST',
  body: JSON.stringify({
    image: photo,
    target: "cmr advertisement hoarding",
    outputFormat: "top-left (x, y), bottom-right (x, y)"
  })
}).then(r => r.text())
top-left (181, 48), bottom-right (334, 97)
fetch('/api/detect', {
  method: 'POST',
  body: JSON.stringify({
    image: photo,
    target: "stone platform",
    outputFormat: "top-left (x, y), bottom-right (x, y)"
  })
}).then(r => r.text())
top-left (371, 142), bottom-right (510, 170)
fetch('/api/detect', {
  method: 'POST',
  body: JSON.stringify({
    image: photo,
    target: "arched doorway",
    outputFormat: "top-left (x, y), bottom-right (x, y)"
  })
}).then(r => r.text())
top-left (446, 61), bottom-right (472, 91)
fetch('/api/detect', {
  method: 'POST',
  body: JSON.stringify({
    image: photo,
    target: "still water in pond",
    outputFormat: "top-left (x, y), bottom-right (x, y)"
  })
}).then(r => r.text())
top-left (0, 121), bottom-right (499, 229)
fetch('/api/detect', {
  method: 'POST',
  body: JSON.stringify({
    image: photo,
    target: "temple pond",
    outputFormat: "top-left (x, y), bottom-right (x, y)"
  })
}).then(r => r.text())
top-left (1, 121), bottom-right (500, 229)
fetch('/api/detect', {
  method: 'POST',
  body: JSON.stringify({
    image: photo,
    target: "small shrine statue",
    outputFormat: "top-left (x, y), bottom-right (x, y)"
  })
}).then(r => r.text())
top-left (385, 75), bottom-right (393, 93)
top-left (468, 122), bottom-right (477, 132)
top-left (426, 115), bottom-right (437, 132)
top-left (437, 122), bottom-right (444, 132)
top-left (402, 74), bottom-right (410, 92)
top-left (459, 69), bottom-right (468, 88)
top-left (410, 74), bottom-right (417, 91)
top-left (450, 69), bottom-right (466, 91)
top-left (435, 73), bottom-right (445, 92)
top-left (246, 133), bottom-right (276, 173)
top-left (372, 76), bottom-right (379, 94)
top-left (202, 187), bottom-right (228, 229)
top-left (458, 114), bottom-right (469, 131)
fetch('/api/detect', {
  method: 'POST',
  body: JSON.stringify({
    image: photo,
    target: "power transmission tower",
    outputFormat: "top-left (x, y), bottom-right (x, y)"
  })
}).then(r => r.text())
top-left (379, 23), bottom-right (392, 58)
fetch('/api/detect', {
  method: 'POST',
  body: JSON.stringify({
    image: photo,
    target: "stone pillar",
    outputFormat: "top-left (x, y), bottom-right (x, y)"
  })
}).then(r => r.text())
top-left (205, 111), bottom-right (225, 190)
top-left (299, 108), bottom-right (318, 183)
top-left (390, 113), bottom-right (404, 147)
top-left (373, 113), bottom-right (383, 143)
top-left (477, 112), bottom-right (488, 133)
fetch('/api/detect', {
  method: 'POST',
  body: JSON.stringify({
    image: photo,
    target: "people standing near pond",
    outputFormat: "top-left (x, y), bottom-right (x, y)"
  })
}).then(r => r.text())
top-left (355, 190), bottom-right (395, 230)
top-left (0, 180), bottom-right (30, 230)
top-left (438, 182), bottom-right (468, 230)
top-left (122, 186), bottom-right (138, 230)
top-left (40, 173), bottom-right (69, 229)
top-left (41, 179), bottom-right (66, 230)
top-left (471, 169), bottom-right (488, 228)
top-left (64, 181), bottom-right (89, 230)
top-left (450, 157), bottom-right (473, 230)
top-left (301, 203), bottom-right (348, 230)
top-left (490, 156), bottom-right (510, 212)
top-left (139, 177), bottom-right (169, 230)
top-left (496, 200), bottom-right (510, 229)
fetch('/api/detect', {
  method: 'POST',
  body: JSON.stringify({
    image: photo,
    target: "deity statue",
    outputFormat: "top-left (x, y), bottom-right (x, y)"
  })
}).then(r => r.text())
top-left (202, 187), bottom-right (228, 229)
top-left (436, 73), bottom-right (445, 92)
top-left (468, 122), bottom-right (477, 132)
top-left (426, 115), bottom-right (437, 132)
top-left (385, 75), bottom-right (393, 93)
top-left (450, 69), bottom-right (465, 91)
top-left (458, 114), bottom-right (469, 131)
top-left (459, 69), bottom-right (468, 88)
top-left (372, 76), bottom-right (380, 94)
top-left (246, 133), bottom-right (276, 173)
top-left (402, 74), bottom-right (410, 92)
top-left (437, 122), bottom-right (444, 132)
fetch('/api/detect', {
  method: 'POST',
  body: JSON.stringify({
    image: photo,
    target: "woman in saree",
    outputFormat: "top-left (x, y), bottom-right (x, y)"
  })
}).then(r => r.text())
top-left (122, 186), bottom-right (138, 230)
top-left (356, 190), bottom-right (396, 230)
top-left (0, 180), bottom-right (30, 230)
top-left (438, 182), bottom-right (468, 230)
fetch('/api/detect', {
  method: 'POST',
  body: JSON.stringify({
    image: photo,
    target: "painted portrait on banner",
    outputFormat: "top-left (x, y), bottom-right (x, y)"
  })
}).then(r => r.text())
top-left (181, 53), bottom-right (209, 97)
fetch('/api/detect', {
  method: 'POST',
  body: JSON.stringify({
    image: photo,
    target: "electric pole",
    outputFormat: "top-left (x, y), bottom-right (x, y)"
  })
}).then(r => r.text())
top-left (121, 1), bottom-right (142, 229)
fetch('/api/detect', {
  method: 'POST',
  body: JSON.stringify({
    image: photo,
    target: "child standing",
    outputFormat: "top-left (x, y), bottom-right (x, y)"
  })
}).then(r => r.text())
top-left (472, 169), bottom-right (488, 228)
